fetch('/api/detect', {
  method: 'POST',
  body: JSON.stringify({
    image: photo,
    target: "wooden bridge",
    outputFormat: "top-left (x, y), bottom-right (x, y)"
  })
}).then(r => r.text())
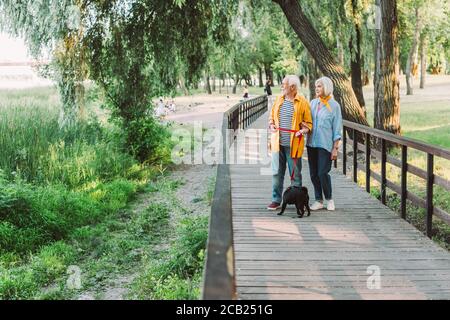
top-left (202, 96), bottom-right (450, 300)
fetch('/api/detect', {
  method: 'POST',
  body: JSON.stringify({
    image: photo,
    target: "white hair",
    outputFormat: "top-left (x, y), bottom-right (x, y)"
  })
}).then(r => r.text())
top-left (315, 76), bottom-right (334, 96)
top-left (284, 75), bottom-right (301, 90)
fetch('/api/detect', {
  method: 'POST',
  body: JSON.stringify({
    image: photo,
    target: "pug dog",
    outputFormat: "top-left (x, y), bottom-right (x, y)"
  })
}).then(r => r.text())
top-left (277, 186), bottom-right (311, 218)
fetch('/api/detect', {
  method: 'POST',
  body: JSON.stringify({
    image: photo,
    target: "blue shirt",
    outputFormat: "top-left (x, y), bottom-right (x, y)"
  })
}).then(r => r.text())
top-left (279, 100), bottom-right (294, 147)
top-left (307, 98), bottom-right (343, 153)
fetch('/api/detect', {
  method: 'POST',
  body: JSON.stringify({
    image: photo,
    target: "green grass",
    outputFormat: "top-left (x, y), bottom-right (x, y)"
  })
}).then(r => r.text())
top-left (0, 86), bottom-right (175, 299)
top-left (357, 94), bottom-right (450, 249)
top-left (129, 215), bottom-right (208, 300)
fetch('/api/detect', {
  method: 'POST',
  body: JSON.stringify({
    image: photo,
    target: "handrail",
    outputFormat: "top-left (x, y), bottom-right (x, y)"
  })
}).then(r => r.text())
top-left (341, 120), bottom-right (450, 237)
top-left (202, 95), bottom-right (268, 299)
top-left (343, 120), bottom-right (450, 160)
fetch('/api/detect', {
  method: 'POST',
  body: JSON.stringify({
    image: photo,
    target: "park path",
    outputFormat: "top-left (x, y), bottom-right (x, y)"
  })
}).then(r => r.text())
top-left (231, 112), bottom-right (450, 300)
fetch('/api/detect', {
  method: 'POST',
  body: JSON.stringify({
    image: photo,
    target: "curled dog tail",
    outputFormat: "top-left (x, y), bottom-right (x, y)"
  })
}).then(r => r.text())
top-left (301, 186), bottom-right (308, 194)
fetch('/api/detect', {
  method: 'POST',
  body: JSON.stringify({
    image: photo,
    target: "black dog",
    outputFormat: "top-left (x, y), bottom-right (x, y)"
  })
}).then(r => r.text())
top-left (277, 186), bottom-right (311, 218)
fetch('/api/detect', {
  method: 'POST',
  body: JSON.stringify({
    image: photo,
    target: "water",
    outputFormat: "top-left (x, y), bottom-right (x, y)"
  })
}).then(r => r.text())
top-left (0, 65), bottom-right (54, 89)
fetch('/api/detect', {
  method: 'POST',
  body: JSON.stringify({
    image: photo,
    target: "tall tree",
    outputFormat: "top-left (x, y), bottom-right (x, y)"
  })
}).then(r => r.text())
top-left (405, 6), bottom-right (422, 95)
top-left (419, 33), bottom-right (427, 89)
top-left (349, 0), bottom-right (366, 113)
top-left (374, 0), bottom-right (401, 135)
top-left (272, 0), bottom-right (368, 125)
top-left (0, 0), bottom-right (87, 128)
top-left (1, 0), bottom-right (236, 160)
top-left (308, 53), bottom-right (320, 101)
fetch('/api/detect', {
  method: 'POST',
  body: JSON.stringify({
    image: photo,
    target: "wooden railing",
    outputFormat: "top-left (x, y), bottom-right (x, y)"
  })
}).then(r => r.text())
top-left (202, 95), bottom-right (268, 299)
top-left (341, 120), bottom-right (450, 238)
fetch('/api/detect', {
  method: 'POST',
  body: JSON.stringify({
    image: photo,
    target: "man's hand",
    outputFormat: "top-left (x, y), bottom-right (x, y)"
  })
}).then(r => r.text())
top-left (269, 123), bottom-right (277, 133)
top-left (331, 148), bottom-right (338, 160)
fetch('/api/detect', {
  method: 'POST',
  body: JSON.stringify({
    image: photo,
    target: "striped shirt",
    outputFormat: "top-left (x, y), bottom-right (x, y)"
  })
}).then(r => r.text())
top-left (279, 99), bottom-right (294, 146)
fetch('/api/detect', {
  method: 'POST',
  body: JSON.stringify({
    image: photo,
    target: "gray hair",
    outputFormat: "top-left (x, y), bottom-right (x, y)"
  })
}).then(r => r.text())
top-left (315, 76), bottom-right (334, 96)
top-left (284, 75), bottom-right (301, 90)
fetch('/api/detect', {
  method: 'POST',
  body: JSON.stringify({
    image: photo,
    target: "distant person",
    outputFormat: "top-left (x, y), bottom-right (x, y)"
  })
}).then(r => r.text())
top-left (265, 79), bottom-right (273, 110)
top-left (169, 99), bottom-right (176, 112)
top-left (155, 98), bottom-right (166, 119)
top-left (243, 85), bottom-right (249, 99)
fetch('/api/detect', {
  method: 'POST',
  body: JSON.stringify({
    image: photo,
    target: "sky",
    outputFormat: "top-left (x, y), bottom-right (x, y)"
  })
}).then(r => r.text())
top-left (0, 32), bottom-right (31, 62)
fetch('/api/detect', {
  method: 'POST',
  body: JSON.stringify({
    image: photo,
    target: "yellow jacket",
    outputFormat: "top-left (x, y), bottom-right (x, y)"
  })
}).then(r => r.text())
top-left (269, 94), bottom-right (313, 158)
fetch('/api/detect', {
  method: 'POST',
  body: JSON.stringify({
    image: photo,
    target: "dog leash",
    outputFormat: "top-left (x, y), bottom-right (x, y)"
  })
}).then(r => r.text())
top-left (276, 127), bottom-right (303, 181)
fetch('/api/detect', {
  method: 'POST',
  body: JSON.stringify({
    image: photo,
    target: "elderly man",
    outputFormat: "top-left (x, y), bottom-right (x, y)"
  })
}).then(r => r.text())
top-left (267, 75), bottom-right (313, 211)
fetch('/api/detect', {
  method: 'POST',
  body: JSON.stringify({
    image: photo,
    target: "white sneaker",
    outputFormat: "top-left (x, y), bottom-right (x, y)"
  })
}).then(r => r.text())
top-left (327, 200), bottom-right (335, 211)
top-left (310, 201), bottom-right (324, 211)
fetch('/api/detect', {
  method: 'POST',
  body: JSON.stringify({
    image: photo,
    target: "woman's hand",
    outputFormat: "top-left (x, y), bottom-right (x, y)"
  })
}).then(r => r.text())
top-left (331, 148), bottom-right (338, 160)
top-left (295, 126), bottom-right (309, 137)
top-left (300, 122), bottom-right (311, 135)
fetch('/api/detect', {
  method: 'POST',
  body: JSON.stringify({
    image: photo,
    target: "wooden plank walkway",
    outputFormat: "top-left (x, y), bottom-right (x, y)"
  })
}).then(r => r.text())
top-left (230, 112), bottom-right (450, 300)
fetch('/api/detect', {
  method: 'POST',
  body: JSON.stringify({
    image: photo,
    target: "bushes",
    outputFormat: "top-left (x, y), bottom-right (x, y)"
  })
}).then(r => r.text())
top-left (126, 117), bottom-right (174, 164)
top-left (0, 175), bottom-right (140, 255)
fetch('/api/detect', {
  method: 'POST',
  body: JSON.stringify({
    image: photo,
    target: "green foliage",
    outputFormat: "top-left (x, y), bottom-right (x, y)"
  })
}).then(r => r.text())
top-left (82, 0), bottom-right (236, 159)
top-left (131, 215), bottom-right (208, 299)
top-left (125, 118), bottom-right (174, 163)
top-left (0, 179), bottom-right (98, 253)
top-left (0, 241), bottom-right (76, 300)
top-left (0, 89), bottom-right (142, 187)
top-left (0, 0), bottom-right (236, 158)
top-left (30, 242), bottom-right (77, 286)
top-left (0, 265), bottom-right (38, 300)
top-left (128, 203), bottom-right (170, 241)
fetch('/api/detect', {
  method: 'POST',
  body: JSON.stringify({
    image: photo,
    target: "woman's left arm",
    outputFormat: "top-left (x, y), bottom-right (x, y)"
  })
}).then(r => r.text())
top-left (331, 104), bottom-right (343, 160)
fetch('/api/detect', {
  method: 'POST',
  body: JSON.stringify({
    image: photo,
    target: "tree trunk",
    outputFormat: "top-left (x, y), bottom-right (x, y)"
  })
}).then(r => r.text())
top-left (374, 0), bottom-right (400, 135)
top-left (277, 73), bottom-right (283, 85)
top-left (75, 82), bottom-right (86, 121)
top-left (419, 33), bottom-right (427, 89)
top-left (273, 0), bottom-right (368, 126)
top-left (264, 64), bottom-right (274, 85)
top-left (232, 74), bottom-right (239, 94)
top-left (258, 66), bottom-right (264, 87)
top-left (308, 54), bottom-right (320, 101)
top-left (349, 0), bottom-right (366, 116)
top-left (179, 73), bottom-right (189, 95)
top-left (405, 7), bottom-right (421, 95)
top-left (212, 75), bottom-right (216, 92)
top-left (363, 70), bottom-right (370, 86)
top-left (337, 37), bottom-right (344, 67)
top-left (245, 74), bottom-right (252, 86)
top-left (205, 71), bottom-right (212, 94)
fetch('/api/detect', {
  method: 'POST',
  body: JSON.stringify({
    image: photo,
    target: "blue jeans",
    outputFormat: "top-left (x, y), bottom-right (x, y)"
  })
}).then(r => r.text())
top-left (271, 145), bottom-right (302, 203)
top-left (307, 146), bottom-right (332, 201)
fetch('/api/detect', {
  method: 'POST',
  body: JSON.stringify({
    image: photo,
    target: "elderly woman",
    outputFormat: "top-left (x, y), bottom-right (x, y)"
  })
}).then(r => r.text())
top-left (306, 76), bottom-right (343, 211)
top-left (267, 75), bottom-right (313, 211)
